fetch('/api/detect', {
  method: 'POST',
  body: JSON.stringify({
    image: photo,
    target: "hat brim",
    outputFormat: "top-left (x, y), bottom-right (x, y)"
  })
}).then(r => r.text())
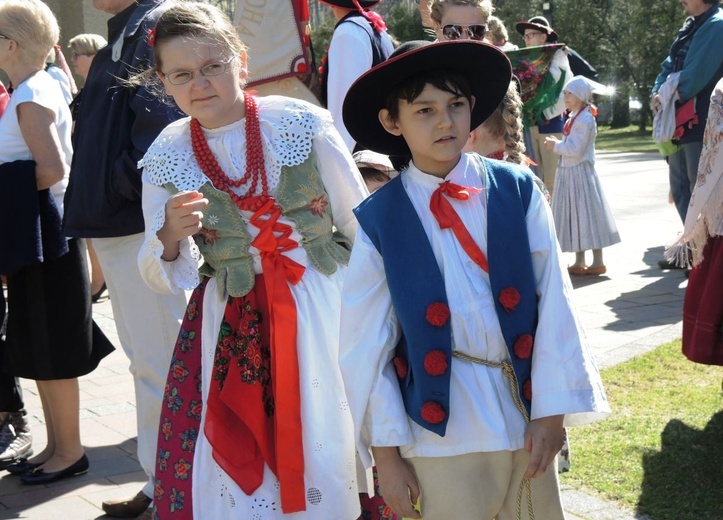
top-left (342, 41), bottom-right (512, 156)
top-left (514, 21), bottom-right (559, 42)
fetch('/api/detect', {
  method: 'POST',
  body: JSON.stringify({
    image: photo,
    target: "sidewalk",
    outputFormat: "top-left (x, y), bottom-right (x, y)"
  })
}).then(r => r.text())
top-left (0, 151), bottom-right (684, 519)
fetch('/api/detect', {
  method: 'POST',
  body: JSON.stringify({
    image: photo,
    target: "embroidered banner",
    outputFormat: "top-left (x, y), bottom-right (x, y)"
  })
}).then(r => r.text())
top-left (505, 44), bottom-right (565, 126)
top-left (234, 0), bottom-right (311, 87)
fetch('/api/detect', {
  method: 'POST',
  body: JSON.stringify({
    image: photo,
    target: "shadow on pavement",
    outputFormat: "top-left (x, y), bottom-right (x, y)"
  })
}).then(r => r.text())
top-left (638, 412), bottom-right (723, 520)
top-left (0, 439), bottom-right (142, 516)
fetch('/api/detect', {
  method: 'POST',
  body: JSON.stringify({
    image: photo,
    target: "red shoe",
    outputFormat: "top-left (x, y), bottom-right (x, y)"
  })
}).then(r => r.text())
top-left (584, 265), bottom-right (607, 275)
top-left (567, 265), bottom-right (588, 276)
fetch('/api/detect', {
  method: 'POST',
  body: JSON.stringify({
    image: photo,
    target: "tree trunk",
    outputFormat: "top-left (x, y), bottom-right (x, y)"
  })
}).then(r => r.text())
top-left (611, 85), bottom-right (631, 128)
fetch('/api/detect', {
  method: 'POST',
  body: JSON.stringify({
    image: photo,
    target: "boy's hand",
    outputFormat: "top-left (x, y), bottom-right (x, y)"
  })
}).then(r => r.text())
top-left (523, 414), bottom-right (564, 479)
top-left (372, 446), bottom-right (422, 519)
top-left (157, 191), bottom-right (208, 261)
top-left (543, 136), bottom-right (560, 150)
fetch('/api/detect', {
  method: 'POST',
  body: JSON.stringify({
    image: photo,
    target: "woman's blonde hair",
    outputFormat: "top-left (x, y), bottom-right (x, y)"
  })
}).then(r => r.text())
top-left (481, 81), bottom-right (526, 164)
top-left (486, 16), bottom-right (509, 46)
top-left (428, 0), bottom-right (493, 25)
top-left (0, 0), bottom-right (59, 65)
top-left (68, 34), bottom-right (107, 56)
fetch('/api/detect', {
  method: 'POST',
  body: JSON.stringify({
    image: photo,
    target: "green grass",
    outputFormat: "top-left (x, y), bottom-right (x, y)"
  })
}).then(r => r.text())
top-left (561, 341), bottom-right (723, 519)
top-left (596, 125), bottom-right (659, 154)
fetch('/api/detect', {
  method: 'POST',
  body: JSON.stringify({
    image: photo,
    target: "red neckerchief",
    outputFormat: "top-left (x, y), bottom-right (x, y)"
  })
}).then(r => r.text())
top-left (430, 181), bottom-right (489, 272)
top-left (563, 106), bottom-right (587, 136)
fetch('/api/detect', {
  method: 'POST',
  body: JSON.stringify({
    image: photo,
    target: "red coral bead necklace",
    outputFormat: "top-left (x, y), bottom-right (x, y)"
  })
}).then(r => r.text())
top-left (190, 93), bottom-right (270, 212)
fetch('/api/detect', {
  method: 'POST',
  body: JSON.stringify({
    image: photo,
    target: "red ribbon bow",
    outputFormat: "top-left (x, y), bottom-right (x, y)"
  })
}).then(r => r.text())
top-left (430, 181), bottom-right (489, 273)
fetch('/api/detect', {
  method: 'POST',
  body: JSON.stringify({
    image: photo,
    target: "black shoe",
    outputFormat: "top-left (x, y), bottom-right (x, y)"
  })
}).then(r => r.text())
top-left (92, 282), bottom-right (107, 303)
top-left (20, 453), bottom-right (89, 485)
top-left (657, 258), bottom-right (686, 270)
top-left (4, 458), bottom-right (39, 475)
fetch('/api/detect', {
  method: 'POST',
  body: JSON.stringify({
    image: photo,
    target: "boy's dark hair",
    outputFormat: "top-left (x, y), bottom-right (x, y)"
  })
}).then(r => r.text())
top-left (358, 166), bottom-right (391, 184)
top-left (383, 68), bottom-right (473, 122)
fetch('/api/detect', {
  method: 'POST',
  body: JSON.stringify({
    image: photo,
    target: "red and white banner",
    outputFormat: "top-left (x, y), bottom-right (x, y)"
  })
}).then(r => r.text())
top-left (234, 0), bottom-right (311, 87)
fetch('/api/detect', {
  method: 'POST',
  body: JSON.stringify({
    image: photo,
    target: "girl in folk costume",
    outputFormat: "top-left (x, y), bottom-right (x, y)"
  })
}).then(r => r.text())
top-left (135, 3), bottom-right (368, 518)
top-left (544, 76), bottom-right (620, 276)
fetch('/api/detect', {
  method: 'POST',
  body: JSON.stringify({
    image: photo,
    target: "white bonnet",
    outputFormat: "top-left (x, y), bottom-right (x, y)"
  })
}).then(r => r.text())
top-left (564, 75), bottom-right (610, 104)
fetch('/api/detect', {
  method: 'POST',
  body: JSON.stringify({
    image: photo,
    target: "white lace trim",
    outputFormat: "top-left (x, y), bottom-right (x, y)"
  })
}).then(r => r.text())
top-left (139, 96), bottom-right (332, 196)
top-left (147, 203), bottom-right (202, 291)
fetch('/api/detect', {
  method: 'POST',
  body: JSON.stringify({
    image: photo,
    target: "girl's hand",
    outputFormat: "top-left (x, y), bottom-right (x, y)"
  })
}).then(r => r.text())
top-left (157, 191), bottom-right (208, 261)
top-left (523, 414), bottom-right (564, 478)
top-left (543, 136), bottom-right (560, 150)
top-left (372, 447), bottom-right (422, 519)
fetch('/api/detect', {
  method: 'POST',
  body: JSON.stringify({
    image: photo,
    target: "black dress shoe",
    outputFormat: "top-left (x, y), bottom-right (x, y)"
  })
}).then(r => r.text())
top-left (92, 282), bottom-right (107, 303)
top-left (5, 459), bottom-right (40, 475)
top-left (20, 454), bottom-right (89, 485)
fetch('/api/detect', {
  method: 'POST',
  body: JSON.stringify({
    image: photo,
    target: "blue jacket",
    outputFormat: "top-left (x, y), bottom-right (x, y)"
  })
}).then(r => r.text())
top-left (652, 3), bottom-right (723, 143)
top-left (63, 0), bottom-right (183, 238)
top-left (354, 157), bottom-right (537, 435)
top-left (0, 160), bottom-right (68, 276)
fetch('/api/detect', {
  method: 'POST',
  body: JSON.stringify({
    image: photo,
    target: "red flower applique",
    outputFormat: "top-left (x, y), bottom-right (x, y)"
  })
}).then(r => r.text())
top-left (513, 334), bottom-right (534, 359)
top-left (392, 357), bottom-right (408, 379)
top-left (420, 401), bottom-right (446, 424)
top-left (147, 28), bottom-right (156, 47)
top-left (499, 287), bottom-right (521, 312)
top-left (425, 302), bottom-right (450, 327)
top-left (424, 350), bottom-right (448, 376)
top-left (523, 379), bottom-right (532, 401)
top-left (198, 227), bottom-right (219, 245)
top-left (307, 195), bottom-right (328, 218)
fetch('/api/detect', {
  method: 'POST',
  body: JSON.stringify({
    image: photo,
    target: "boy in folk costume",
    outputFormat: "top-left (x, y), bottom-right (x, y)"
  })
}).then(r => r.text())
top-left (339, 41), bottom-right (610, 520)
top-left (318, 0), bottom-right (394, 152)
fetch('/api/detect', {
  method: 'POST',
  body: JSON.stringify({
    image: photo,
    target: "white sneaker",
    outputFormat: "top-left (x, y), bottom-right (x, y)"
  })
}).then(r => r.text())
top-left (0, 413), bottom-right (32, 463)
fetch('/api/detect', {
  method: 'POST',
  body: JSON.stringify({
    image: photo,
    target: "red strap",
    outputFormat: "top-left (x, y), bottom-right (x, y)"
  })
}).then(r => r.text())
top-left (0, 83), bottom-right (9, 119)
top-left (248, 196), bottom-right (307, 512)
top-left (429, 181), bottom-right (489, 273)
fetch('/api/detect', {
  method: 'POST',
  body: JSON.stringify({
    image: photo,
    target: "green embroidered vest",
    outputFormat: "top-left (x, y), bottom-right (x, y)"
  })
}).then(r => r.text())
top-left (166, 149), bottom-right (351, 298)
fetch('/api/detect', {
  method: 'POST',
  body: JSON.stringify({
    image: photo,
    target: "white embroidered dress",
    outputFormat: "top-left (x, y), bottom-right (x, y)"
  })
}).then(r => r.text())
top-left (138, 96), bottom-right (368, 519)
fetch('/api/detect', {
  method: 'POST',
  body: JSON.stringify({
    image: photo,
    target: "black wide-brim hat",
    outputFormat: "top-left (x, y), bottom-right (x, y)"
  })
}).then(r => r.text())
top-left (515, 16), bottom-right (559, 43)
top-left (320, 0), bottom-right (380, 8)
top-left (342, 40), bottom-right (512, 156)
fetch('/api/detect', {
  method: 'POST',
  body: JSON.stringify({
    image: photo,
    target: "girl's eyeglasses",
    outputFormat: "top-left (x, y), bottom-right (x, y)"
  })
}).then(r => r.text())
top-left (441, 24), bottom-right (487, 41)
top-left (160, 58), bottom-right (234, 86)
top-left (71, 52), bottom-right (95, 60)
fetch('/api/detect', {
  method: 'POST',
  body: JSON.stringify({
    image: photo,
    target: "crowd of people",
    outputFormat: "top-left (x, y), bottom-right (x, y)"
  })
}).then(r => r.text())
top-left (0, 0), bottom-right (720, 519)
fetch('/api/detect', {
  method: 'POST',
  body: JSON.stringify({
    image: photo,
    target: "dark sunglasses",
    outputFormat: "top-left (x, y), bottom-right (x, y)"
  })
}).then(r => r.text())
top-left (441, 24), bottom-right (488, 41)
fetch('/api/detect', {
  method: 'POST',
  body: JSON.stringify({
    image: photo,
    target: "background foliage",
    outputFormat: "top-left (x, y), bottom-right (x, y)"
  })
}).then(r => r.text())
top-left (308, 0), bottom-right (687, 129)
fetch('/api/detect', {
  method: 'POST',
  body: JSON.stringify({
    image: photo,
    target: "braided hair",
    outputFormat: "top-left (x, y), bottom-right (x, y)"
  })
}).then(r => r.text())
top-left (480, 81), bottom-right (525, 164)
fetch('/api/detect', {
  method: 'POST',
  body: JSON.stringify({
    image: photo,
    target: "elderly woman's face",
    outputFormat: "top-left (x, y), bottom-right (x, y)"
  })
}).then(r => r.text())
top-left (434, 5), bottom-right (488, 42)
top-left (70, 49), bottom-right (95, 80)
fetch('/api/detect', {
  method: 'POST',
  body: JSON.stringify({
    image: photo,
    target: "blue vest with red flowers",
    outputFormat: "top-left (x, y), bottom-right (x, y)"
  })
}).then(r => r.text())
top-left (354, 156), bottom-right (538, 436)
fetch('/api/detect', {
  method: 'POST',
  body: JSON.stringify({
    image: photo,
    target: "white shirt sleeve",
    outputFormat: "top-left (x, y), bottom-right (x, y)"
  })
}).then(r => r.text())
top-left (553, 113), bottom-right (594, 159)
top-left (327, 22), bottom-right (374, 152)
top-left (525, 187), bottom-right (610, 424)
top-left (313, 121), bottom-right (369, 242)
top-left (340, 227), bottom-right (414, 468)
top-left (138, 173), bottom-right (202, 295)
top-left (542, 48), bottom-right (571, 121)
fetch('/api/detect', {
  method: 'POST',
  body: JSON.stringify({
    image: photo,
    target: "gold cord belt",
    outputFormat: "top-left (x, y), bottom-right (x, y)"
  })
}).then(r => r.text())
top-left (451, 351), bottom-right (535, 520)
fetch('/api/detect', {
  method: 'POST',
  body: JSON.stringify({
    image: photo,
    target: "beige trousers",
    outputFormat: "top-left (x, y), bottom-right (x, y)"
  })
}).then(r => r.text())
top-left (406, 450), bottom-right (565, 520)
top-left (530, 126), bottom-right (562, 195)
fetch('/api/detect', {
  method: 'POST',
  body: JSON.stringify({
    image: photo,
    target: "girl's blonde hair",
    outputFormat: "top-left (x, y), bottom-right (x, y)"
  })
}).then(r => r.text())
top-left (428, 0), bottom-right (493, 25)
top-left (0, 0), bottom-right (59, 65)
top-left (480, 81), bottom-right (526, 164)
top-left (485, 16), bottom-right (509, 46)
top-left (151, 1), bottom-right (247, 72)
top-left (68, 34), bottom-right (107, 56)
top-left (127, 1), bottom-right (247, 104)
